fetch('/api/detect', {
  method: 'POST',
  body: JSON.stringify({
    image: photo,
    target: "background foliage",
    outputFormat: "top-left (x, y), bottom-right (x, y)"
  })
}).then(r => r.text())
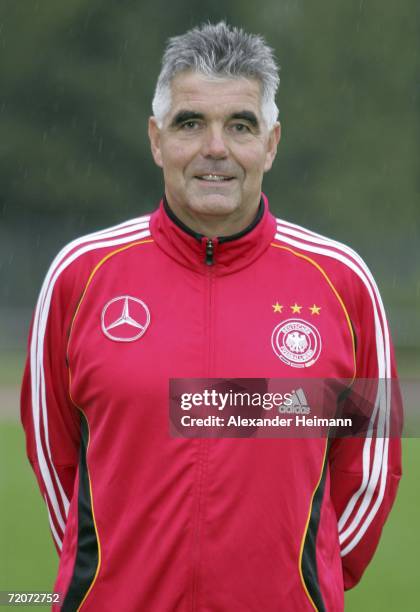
top-left (0, 0), bottom-right (419, 351)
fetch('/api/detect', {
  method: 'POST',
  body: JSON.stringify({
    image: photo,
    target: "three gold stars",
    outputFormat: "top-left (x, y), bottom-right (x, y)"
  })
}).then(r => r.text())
top-left (272, 302), bottom-right (321, 315)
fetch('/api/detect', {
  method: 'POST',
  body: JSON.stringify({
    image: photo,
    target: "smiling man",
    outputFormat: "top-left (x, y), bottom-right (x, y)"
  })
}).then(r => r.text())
top-left (21, 22), bottom-right (401, 612)
top-left (149, 71), bottom-right (280, 235)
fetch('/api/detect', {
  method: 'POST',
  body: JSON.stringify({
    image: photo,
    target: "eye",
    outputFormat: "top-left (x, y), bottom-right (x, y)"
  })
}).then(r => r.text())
top-left (181, 120), bottom-right (200, 130)
top-left (231, 123), bottom-right (251, 133)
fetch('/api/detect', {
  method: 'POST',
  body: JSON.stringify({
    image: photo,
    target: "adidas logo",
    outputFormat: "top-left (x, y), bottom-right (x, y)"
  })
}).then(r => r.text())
top-left (278, 388), bottom-right (311, 414)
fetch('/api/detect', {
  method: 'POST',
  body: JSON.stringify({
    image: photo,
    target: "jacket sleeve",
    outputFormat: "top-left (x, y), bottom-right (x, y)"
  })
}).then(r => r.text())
top-left (20, 260), bottom-right (81, 554)
top-left (328, 267), bottom-right (402, 589)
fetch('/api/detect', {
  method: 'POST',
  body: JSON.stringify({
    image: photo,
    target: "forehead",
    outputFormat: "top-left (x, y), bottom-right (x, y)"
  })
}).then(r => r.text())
top-left (167, 71), bottom-right (263, 119)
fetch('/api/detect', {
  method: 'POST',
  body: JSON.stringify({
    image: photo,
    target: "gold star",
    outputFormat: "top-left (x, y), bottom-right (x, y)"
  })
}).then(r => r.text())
top-left (309, 304), bottom-right (321, 315)
top-left (291, 303), bottom-right (302, 314)
top-left (272, 302), bottom-right (283, 313)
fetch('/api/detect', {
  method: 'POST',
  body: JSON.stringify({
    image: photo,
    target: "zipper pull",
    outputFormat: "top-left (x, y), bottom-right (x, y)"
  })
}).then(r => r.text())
top-left (205, 238), bottom-right (214, 266)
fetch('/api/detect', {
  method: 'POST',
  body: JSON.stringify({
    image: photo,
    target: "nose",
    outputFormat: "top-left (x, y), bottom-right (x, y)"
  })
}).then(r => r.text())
top-left (200, 125), bottom-right (228, 159)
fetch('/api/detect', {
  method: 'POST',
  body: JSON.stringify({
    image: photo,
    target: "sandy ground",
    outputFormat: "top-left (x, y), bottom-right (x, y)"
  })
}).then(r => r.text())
top-left (0, 386), bottom-right (21, 420)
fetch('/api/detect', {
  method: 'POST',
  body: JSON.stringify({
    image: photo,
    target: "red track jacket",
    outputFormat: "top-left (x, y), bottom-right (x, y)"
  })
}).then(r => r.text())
top-left (21, 195), bottom-right (402, 611)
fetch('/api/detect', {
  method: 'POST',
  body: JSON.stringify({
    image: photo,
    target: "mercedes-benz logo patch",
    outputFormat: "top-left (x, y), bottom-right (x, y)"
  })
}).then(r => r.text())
top-left (271, 318), bottom-right (321, 368)
top-left (101, 296), bottom-right (150, 342)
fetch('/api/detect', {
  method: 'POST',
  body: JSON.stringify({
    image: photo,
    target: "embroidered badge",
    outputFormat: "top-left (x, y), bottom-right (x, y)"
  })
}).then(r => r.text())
top-left (271, 318), bottom-right (321, 368)
top-left (101, 296), bottom-right (150, 342)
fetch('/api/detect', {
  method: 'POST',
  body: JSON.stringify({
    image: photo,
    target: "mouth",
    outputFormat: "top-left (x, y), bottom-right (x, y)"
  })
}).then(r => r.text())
top-left (194, 174), bottom-right (235, 182)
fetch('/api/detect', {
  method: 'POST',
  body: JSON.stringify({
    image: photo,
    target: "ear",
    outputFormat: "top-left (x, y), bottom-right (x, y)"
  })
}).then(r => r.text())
top-left (263, 122), bottom-right (281, 173)
top-left (148, 116), bottom-right (163, 168)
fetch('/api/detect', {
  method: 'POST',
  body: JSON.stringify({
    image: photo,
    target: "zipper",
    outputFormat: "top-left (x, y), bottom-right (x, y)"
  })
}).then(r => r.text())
top-left (204, 237), bottom-right (215, 266)
top-left (190, 243), bottom-right (215, 610)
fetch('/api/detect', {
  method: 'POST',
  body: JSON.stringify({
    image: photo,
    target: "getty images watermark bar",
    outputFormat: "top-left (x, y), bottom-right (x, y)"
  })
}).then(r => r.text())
top-left (169, 378), bottom-right (405, 439)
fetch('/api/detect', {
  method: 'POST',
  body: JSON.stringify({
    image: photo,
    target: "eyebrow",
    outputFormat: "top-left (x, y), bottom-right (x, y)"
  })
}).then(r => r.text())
top-left (230, 111), bottom-right (259, 128)
top-left (170, 111), bottom-right (205, 127)
top-left (169, 110), bottom-right (260, 129)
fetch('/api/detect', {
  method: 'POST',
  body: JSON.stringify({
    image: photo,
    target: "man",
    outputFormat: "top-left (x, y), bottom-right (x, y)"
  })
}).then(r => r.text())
top-left (21, 22), bottom-right (401, 611)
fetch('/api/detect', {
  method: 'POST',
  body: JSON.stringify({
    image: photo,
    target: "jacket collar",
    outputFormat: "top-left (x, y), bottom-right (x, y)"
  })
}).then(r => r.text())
top-left (150, 192), bottom-right (276, 275)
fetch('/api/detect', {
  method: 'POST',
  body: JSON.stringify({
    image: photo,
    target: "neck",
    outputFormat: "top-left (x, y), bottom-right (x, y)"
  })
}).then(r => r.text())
top-left (164, 197), bottom-right (261, 238)
top-left (152, 194), bottom-right (275, 275)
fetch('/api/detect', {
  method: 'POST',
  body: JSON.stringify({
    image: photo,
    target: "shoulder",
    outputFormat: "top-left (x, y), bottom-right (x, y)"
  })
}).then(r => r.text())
top-left (36, 213), bottom-right (152, 313)
top-left (50, 214), bottom-right (151, 286)
top-left (272, 216), bottom-right (382, 305)
top-left (272, 217), bottom-right (394, 369)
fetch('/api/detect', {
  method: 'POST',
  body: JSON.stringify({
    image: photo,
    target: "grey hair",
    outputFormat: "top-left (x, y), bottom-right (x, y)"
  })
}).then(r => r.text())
top-left (152, 21), bottom-right (280, 129)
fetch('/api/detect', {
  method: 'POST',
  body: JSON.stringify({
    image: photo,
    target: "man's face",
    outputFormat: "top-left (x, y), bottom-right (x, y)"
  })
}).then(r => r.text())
top-left (149, 71), bottom-right (280, 230)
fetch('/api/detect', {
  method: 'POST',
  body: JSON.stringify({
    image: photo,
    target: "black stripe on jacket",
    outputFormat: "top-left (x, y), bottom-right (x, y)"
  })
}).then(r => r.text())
top-left (62, 412), bottom-right (99, 611)
top-left (301, 444), bottom-right (330, 612)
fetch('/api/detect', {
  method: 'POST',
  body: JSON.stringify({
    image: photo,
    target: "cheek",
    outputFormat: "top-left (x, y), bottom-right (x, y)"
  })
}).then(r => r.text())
top-left (239, 148), bottom-right (268, 177)
top-left (162, 144), bottom-right (194, 174)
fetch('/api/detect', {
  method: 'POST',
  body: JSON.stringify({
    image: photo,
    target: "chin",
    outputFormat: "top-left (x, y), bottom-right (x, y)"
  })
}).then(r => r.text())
top-left (188, 194), bottom-right (239, 216)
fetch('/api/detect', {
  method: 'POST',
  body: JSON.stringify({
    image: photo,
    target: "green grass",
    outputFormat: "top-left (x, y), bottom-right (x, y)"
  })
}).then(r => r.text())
top-left (0, 422), bottom-right (57, 611)
top-left (395, 347), bottom-right (420, 378)
top-left (0, 352), bottom-right (26, 386)
top-left (1, 420), bottom-right (418, 610)
top-left (345, 439), bottom-right (419, 611)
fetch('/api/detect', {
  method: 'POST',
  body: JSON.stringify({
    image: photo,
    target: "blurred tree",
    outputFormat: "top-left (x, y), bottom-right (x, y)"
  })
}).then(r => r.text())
top-left (0, 0), bottom-right (418, 346)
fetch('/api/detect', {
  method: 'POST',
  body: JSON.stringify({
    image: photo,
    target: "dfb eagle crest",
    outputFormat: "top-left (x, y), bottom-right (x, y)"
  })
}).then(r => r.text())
top-left (271, 319), bottom-right (322, 368)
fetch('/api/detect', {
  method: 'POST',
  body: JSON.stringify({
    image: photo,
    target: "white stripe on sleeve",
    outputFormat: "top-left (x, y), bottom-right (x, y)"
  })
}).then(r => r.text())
top-left (275, 219), bottom-right (390, 556)
top-left (30, 216), bottom-right (151, 540)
